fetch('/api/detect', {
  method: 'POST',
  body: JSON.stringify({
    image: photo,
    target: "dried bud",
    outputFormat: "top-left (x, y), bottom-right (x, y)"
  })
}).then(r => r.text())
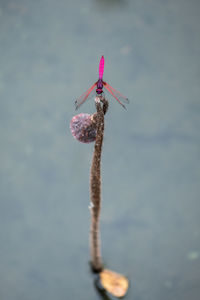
top-left (70, 113), bottom-right (97, 143)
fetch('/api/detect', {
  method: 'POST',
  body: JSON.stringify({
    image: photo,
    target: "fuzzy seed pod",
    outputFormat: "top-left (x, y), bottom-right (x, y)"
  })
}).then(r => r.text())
top-left (70, 113), bottom-right (97, 143)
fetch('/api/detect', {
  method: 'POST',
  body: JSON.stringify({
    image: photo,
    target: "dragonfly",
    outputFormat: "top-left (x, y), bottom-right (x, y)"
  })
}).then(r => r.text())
top-left (75, 56), bottom-right (129, 110)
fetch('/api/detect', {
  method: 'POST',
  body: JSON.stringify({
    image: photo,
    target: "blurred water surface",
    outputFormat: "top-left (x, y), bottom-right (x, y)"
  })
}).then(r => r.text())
top-left (0, 0), bottom-right (200, 299)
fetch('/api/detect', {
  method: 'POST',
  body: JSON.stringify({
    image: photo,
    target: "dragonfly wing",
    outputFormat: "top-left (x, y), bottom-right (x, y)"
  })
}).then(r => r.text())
top-left (75, 82), bottom-right (97, 110)
top-left (103, 82), bottom-right (129, 109)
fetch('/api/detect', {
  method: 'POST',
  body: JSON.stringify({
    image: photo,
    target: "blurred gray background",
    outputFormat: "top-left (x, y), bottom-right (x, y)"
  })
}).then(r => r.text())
top-left (0, 0), bottom-right (200, 299)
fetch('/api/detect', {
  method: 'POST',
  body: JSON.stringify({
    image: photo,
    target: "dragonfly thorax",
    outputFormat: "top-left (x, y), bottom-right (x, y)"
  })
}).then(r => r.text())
top-left (96, 79), bottom-right (103, 94)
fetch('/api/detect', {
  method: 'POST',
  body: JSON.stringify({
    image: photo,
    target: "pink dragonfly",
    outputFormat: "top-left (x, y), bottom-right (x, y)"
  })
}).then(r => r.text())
top-left (75, 56), bottom-right (129, 110)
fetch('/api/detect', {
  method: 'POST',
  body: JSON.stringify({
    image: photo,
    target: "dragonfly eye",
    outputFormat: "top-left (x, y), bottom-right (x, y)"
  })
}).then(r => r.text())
top-left (70, 113), bottom-right (97, 143)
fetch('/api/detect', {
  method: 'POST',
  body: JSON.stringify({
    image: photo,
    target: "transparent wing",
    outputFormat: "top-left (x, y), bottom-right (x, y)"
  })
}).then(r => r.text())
top-left (75, 82), bottom-right (97, 110)
top-left (103, 81), bottom-right (129, 109)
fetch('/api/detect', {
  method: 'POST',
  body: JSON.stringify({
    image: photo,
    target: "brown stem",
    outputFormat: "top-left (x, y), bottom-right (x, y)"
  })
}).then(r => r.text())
top-left (89, 96), bottom-right (108, 272)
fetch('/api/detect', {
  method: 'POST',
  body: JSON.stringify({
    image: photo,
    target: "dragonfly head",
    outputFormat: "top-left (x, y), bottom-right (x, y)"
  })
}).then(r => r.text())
top-left (96, 88), bottom-right (103, 95)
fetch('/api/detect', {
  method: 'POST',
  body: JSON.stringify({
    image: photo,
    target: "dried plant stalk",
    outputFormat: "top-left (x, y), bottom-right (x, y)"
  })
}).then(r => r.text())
top-left (89, 96), bottom-right (108, 272)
